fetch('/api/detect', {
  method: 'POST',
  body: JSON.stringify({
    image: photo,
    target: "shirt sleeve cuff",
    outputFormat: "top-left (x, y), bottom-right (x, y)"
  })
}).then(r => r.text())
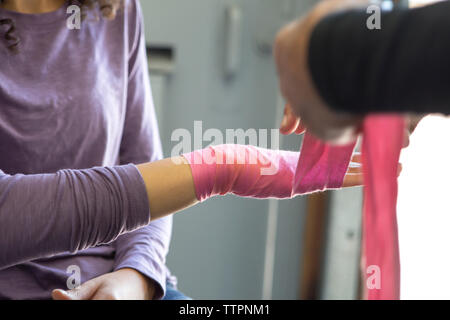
top-left (116, 163), bottom-right (152, 226)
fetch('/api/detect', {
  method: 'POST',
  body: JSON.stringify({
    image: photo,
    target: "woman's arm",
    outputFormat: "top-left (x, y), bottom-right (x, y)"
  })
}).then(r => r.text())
top-left (0, 158), bottom-right (191, 271)
top-left (0, 144), bottom-right (361, 270)
top-left (0, 165), bottom-right (151, 270)
top-left (139, 144), bottom-right (362, 222)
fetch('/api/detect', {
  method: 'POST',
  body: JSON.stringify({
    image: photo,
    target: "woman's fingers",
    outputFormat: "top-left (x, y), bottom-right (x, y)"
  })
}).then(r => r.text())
top-left (403, 128), bottom-right (410, 148)
top-left (342, 173), bottom-right (363, 188)
top-left (343, 164), bottom-right (402, 188)
top-left (343, 152), bottom-right (403, 187)
top-left (343, 152), bottom-right (361, 187)
top-left (351, 153), bottom-right (361, 163)
top-left (347, 166), bottom-right (361, 174)
top-left (52, 278), bottom-right (101, 300)
top-left (347, 152), bottom-right (362, 174)
top-left (51, 289), bottom-right (73, 300)
top-left (397, 163), bottom-right (403, 176)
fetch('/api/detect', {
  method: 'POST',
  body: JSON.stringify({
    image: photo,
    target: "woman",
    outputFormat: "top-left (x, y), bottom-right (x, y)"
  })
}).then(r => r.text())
top-left (0, 0), bottom-right (364, 300)
top-left (0, 0), bottom-right (182, 300)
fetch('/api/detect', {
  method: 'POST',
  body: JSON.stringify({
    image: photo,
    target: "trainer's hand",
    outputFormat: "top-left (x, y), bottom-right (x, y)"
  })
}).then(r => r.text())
top-left (275, 0), bottom-right (370, 144)
top-left (280, 104), bottom-right (306, 136)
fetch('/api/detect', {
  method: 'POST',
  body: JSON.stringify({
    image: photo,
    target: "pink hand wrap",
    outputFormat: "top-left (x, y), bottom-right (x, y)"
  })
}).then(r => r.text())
top-left (294, 133), bottom-right (356, 194)
top-left (183, 145), bottom-right (299, 201)
top-left (182, 142), bottom-right (353, 202)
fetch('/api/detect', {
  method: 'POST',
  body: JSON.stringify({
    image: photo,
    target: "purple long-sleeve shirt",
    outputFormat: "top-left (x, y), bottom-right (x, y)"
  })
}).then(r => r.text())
top-left (0, 0), bottom-right (174, 299)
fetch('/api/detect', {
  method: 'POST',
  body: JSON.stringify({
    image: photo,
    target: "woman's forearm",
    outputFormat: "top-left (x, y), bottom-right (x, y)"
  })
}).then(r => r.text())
top-left (0, 165), bottom-right (151, 269)
top-left (137, 146), bottom-right (301, 222)
top-left (0, 157), bottom-right (195, 270)
top-left (138, 144), bottom-right (345, 222)
top-left (137, 157), bottom-right (198, 222)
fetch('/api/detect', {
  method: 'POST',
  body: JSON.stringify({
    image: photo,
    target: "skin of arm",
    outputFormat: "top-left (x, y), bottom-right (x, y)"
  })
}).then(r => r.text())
top-left (0, 0), bottom-right (66, 13)
top-left (137, 157), bottom-right (200, 221)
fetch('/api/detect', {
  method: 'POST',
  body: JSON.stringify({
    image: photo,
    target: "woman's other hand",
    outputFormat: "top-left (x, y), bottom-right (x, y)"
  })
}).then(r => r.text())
top-left (51, 268), bottom-right (156, 300)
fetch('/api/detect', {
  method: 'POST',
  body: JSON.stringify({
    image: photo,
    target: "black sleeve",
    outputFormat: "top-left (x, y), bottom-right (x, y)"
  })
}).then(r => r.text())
top-left (308, 1), bottom-right (450, 115)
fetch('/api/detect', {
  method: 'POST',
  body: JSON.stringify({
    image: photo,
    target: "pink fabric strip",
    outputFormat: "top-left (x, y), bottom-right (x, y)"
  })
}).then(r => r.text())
top-left (362, 115), bottom-right (404, 300)
top-left (294, 133), bottom-right (356, 194)
top-left (295, 115), bottom-right (404, 300)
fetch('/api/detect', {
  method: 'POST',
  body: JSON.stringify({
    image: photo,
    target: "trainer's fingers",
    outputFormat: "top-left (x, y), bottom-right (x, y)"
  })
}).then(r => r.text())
top-left (295, 120), bottom-right (306, 135)
top-left (280, 104), bottom-right (301, 135)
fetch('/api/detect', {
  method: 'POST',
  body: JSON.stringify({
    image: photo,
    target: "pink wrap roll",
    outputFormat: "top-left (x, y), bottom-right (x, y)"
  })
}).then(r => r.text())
top-left (362, 115), bottom-right (404, 300)
top-left (295, 115), bottom-right (404, 300)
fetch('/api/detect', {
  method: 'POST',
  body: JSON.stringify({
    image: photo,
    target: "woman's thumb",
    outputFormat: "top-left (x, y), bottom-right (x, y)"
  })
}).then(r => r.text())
top-left (52, 279), bottom-right (99, 300)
